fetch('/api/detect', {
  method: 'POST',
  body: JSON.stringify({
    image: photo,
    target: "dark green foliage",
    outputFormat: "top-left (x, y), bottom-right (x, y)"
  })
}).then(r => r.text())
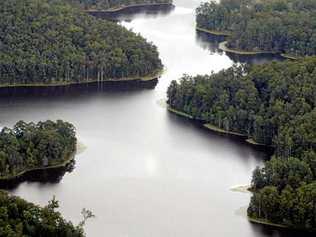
top-left (196, 0), bottom-right (316, 56)
top-left (248, 182), bottom-right (316, 229)
top-left (251, 157), bottom-right (313, 190)
top-left (0, 0), bottom-right (163, 86)
top-left (167, 57), bottom-right (316, 148)
top-left (167, 66), bottom-right (259, 136)
top-left (0, 120), bottom-right (77, 178)
top-left (67, 0), bottom-right (172, 10)
top-left (0, 191), bottom-right (84, 237)
top-left (167, 57), bottom-right (316, 229)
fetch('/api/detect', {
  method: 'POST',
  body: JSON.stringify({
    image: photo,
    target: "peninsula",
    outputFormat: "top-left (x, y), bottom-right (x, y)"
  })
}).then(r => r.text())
top-left (0, 120), bottom-right (77, 181)
top-left (167, 57), bottom-right (316, 231)
top-left (196, 0), bottom-right (316, 58)
top-left (0, 0), bottom-right (163, 88)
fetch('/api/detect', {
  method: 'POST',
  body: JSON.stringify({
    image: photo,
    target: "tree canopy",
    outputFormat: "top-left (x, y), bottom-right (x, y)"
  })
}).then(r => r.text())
top-left (0, 191), bottom-right (85, 237)
top-left (0, 0), bottom-right (163, 87)
top-left (196, 0), bottom-right (316, 56)
top-left (0, 120), bottom-right (77, 179)
top-left (167, 57), bottom-right (316, 229)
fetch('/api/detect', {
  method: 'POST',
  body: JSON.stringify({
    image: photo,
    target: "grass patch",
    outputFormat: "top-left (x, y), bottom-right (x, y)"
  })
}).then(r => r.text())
top-left (280, 53), bottom-right (298, 60)
top-left (0, 69), bottom-right (162, 88)
top-left (203, 123), bottom-right (247, 137)
top-left (219, 41), bottom-right (277, 55)
top-left (248, 217), bottom-right (293, 229)
top-left (246, 138), bottom-right (266, 147)
top-left (167, 107), bottom-right (194, 119)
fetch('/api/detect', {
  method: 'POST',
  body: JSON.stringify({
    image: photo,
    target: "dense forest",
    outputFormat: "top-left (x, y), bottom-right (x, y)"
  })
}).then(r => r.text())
top-left (67, 0), bottom-right (172, 10)
top-left (0, 0), bottom-right (163, 87)
top-left (0, 191), bottom-right (89, 236)
top-left (0, 120), bottom-right (77, 179)
top-left (196, 0), bottom-right (316, 56)
top-left (167, 57), bottom-right (316, 229)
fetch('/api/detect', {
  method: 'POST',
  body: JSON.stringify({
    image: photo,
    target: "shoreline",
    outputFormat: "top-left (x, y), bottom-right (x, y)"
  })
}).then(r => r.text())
top-left (248, 217), bottom-right (316, 232)
top-left (0, 151), bottom-right (76, 182)
top-left (0, 70), bottom-right (162, 89)
top-left (196, 26), bottom-right (231, 37)
top-left (280, 53), bottom-right (299, 60)
top-left (167, 109), bottom-right (295, 231)
top-left (219, 41), bottom-right (277, 56)
top-left (196, 27), bottom-right (298, 60)
top-left (203, 123), bottom-right (248, 138)
top-left (246, 138), bottom-right (267, 147)
top-left (167, 107), bottom-right (194, 119)
top-left (86, 2), bottom-right (173, 14)
top-left (248, 217), bottom-right (288, 229)
top-left (167, 107), bottom-right (271, 148)
top-left (233, 189), bottom-right (316, 233)
top-left (167, 106), bottom-right (248, 138)
top-left (219, 42), bottom-right (298, 60)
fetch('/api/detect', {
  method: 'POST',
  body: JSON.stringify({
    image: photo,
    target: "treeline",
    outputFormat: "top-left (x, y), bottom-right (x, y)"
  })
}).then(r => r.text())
top-left (167, 57), bottom-right (316, 229)
top-left (67, 0), bottom-right (172, 10)
top-left (0, 191), bottom-right (86, 236)
top-left (0, 0), bottom-right (163, 86)
top-left (196, 0), bottom-right (316, 56)
top-left (249, 158), bottom-right (316, 229)
top-left (0, 120), bottom-right (77, 179)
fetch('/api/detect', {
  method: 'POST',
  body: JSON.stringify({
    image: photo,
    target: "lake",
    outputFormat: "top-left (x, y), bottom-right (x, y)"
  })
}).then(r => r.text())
top-left (0, 0), bottom-right (311, 236)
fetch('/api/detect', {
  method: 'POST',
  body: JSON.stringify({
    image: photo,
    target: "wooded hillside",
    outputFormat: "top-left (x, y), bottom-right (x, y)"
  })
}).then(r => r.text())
top-left (0, 0), bottom-right (163, 87)
top-left (196, 0), bottom-right (316, 56)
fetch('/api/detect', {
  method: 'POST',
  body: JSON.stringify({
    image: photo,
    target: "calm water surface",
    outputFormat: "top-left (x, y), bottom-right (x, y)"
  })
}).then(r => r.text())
top-left (0, 0), bottom-right (310, 236)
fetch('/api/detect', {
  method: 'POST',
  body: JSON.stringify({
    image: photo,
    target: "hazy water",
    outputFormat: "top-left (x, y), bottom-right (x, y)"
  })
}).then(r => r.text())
top-left (0, 0), bottom-right (310, 236)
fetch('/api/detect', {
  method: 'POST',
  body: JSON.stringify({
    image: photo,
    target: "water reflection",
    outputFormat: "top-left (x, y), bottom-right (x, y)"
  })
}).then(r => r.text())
top-left (250, 222), bottom-right (315, 237)
top-left (167, 112), bottom-right (271, 161)
top-left (195, 31), bottom-right (226, 55)
top-left (0, 161), bottom-right (75, 190)
top-left (0, 79), bottom-right (158, 98)
top-left (88, 4), bottom-right (175, 22)
top-left (195, 31), bottom-right (285, 64)
top-left (226, 51), bottom-right (285, 65)
top-left (2, 1), bottom-right (311, 236)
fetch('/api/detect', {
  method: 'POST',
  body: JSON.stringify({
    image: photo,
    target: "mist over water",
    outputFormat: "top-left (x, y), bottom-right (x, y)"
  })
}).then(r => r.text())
top-left (0, 1), bottom-right (311, 236)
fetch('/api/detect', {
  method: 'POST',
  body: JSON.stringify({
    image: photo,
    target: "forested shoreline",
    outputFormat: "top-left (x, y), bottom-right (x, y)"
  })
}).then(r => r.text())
top-left (0, 120), bottom-right (77, 180)
top-left (3, 0), bottom-right (316, 235)
top-left (196, 0), bottom-right (316, 57)
top-left (0, 0), bottom-right (163, 88)
top-left (167, 57), bottom-right (316, 230)
top-left (67, 0), bottom-right (172, 11)
top-left (0, 191), bottom-right (89, 236)
top-left (0, 0), bottom-right (166, 234)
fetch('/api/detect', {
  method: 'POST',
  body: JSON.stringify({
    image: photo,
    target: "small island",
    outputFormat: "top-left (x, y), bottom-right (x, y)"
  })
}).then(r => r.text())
top-left (167, 57), bottom-right (316, 231)
top-left (196, 0), bottom-right (316, 58)
top-left (0, 0), bottom-right (163, 88)
top-left (0, 190), bottom-right (87, 236)
top-left (0, 120), bottom-right (77, 181)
